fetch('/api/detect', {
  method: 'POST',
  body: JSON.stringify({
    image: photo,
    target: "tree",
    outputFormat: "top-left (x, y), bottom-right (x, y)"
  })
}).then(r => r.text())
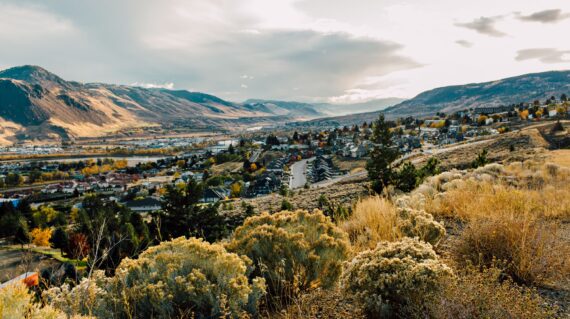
top-left (396, 162), bottom-right (418, 192)
top-left (230, 182), bottom-right (242, 198)
top-left (30, 228), bottom-right (52, 247)
top-left (158, 179), bottom-right (226, 242)
top-left (471, 149), bottom-right (489, 168)
top-left (5, 173), bottom-right (23, 187)
top-left (14, 219), bottom-right (30, 247)
top-left (266, 134), bottom-right (280, 146)
top-left (366, 114), bottom-right (400, 193)
top-left (418, 157), bottom-right (440, 180)
top-left (50, 227), bottom-right (69, 254)
top-left (281, 199), bottom-right (294, 211)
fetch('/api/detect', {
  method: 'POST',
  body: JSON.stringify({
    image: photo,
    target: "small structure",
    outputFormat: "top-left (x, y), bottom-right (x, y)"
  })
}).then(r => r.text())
top-left (0, 272), bottom-right (38, 289)
top-left (202, 187), bottom-right (230, 203)
top-left (124, 197), bottom-right (162, 213)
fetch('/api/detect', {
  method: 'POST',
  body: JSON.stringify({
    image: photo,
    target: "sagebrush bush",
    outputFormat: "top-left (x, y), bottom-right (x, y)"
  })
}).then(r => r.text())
top-left (226, 209), bottom-right (350, 303)
top-left (419, 265), bottom-right (558, 319)
top-left (0, 282), bottom-right (90, 319)
top-left (397, 208), bottom-right (445, 245)
top-left (46, 237), bottom-right (266, 319)
top-left (341, 238), bottom-right (452, 317)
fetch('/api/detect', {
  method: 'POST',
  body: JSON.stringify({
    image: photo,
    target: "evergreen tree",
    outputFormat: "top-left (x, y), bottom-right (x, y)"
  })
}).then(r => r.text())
top-left (396, 162), bottom-right (418, 192)
top-left (366, 114), bottom-right (400, 193)
top-left (14, 219), bottom-right (30, 247)
top-left (50, 227), bottom-right (69, 254)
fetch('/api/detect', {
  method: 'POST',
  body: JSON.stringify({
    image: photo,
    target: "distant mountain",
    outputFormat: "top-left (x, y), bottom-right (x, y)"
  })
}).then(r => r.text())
top-left (243, 99), bottom-right (323, 118)
top-left (385, 70), bottom-right (570, 117)
top-left (0, 66), bottom-right (306, 144)
top-left (315, 98), bottom-right (405, 116)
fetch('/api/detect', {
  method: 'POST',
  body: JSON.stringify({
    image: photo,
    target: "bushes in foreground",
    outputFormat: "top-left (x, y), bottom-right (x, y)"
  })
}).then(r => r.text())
top-left (454, 217), bottom-right (569, 286)
top-left (46, 237), bottom-right (266, 319)
top-left (340, 197), bottom-right (445, 251)
top-left (396, 208), bottom-right (445, 246)
top-left (226, 209), bottom-right (350, 304)
top-left (0, 281), bottom-right (90, 319)
top-left (341, 238), bottom-right (452, 317)
top-left (420, 265), bottom-right (558, 319)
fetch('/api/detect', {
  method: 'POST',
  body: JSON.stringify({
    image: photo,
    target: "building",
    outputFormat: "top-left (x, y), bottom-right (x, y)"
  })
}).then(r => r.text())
top-left (124, 197), bottom-right (162, 213)
top-left (203, 187), bottom-right (230, 203)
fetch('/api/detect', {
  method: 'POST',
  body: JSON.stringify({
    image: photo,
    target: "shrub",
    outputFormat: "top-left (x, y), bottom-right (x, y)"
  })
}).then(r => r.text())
top-left (421, 265), bottom-right (558, 319)
top-left (340, 196), bottom-right (401, 251)
top-left (341, 238), bottom-right (452, 317)
top-left (47, 237), bottom-right (266, 319)
top-left (226, 210), bottom-right (350, 304)
top-left (1, 282), bottom-right (89, 319)
top-left (454, 217), bottom-right (569, 286)
top-left (397, 208), bottom-right (445, 245)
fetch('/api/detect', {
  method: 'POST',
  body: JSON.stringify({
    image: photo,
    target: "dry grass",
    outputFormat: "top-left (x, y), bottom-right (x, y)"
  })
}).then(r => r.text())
top-left (425, 166), bottom-right (570, 221)
top-left (333, 156), bottom-right (367, 174)
top-left (262, 288), bottom-right (366, 319)
top-left (454, 217), bottom-right (569, 286)
top-left (339, 196), bottom-right (401, 252)
top-left (210, 161), bottom-right (242, 174)
top-left (417, 265), bottom-right (559, 319)
top-left (417, 162), bottom-right (570, 288)
top-left (548, 149), bottom-right (570, 168)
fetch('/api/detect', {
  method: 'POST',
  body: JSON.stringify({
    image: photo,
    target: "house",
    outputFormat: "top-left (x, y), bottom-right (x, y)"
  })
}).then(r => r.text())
top-left (124, 197), bottom-right (162, 213)
top-left (202, 187), bottom-right (230, 203)
top-left (246, 173), bottom-right (282, 197)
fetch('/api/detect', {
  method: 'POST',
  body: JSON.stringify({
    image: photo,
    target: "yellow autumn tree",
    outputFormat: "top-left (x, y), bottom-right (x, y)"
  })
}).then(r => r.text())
top-left (30, 228), bottom-right (52, 247)
top-left (113, 159), bottom-right (128, 169)
top-left (230, 182), bottom-right (242, 198)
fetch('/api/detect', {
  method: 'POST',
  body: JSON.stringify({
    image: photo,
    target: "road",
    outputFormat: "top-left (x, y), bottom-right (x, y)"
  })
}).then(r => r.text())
top-left (249, 149), bottom-right (262, 163)
top-left (289, 158), bottom-right (314, 189)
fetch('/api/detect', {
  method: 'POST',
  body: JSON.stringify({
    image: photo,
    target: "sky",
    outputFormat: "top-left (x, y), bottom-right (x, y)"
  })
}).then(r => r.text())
top-left (1, 0), bottom-right (570, 104)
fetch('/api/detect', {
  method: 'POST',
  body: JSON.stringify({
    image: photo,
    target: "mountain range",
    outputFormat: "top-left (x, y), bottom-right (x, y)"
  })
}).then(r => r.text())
top-left (0, 66), bottom-right (404, 144)
top-left (1, 65), bottom-right (570, 144)
top-left (384, 70), bottom-right (570, 118)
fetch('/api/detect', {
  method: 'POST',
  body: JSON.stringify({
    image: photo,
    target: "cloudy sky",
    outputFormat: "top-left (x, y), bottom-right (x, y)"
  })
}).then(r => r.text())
top-left (1, 0), bottom-right (570, 104)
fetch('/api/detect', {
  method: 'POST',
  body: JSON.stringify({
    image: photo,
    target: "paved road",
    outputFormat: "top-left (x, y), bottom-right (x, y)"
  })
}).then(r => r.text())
top-left (289, 158), bottom-right (314, 189)
top-left (249, 150), bottom-right (262, 163)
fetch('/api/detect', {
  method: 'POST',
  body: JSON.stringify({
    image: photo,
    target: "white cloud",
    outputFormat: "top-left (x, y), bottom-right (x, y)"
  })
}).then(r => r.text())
top-left (131, 82), bottom-right (175, 89)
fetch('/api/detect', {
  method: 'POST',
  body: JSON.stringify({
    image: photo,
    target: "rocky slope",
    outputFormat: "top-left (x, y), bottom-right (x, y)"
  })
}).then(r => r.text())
top-left (0, 66), bottom-right (324, 144)
top-left (384, 70), bottom-right (570, 117)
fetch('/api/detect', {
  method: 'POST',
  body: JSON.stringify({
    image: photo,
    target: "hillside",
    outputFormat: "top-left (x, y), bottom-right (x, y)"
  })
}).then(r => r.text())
top-left (385, 70), bottom-right (570, 117)
top-left (243, 99), bottom-right (324, 118)
top-left (0, 66), bottom-right (324, 144)
top-left (315, 97), bottom-right (405, 116)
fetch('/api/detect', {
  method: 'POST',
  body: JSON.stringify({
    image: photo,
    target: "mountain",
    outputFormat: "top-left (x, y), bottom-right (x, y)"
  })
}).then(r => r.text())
top-left (385, 70), bottom-right (570, 117)
top-left (243, 99), bottom-right (324, 118)
top-left (0, 66), bottom-right (295, 144)
top-left (315, 98), bottom-right (405, 116)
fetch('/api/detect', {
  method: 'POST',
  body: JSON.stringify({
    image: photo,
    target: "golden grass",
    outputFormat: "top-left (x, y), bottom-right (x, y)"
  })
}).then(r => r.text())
top-left (339, 196), bottom-right (401, 252)
top-left (426, 180), bottom-right (570, 221)
top-left (210, 161), bottom-right (242, 174)
top-left (547, 149), bottom-right (570, 168)
top-left (418, 162), bottom-right (570, 287)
